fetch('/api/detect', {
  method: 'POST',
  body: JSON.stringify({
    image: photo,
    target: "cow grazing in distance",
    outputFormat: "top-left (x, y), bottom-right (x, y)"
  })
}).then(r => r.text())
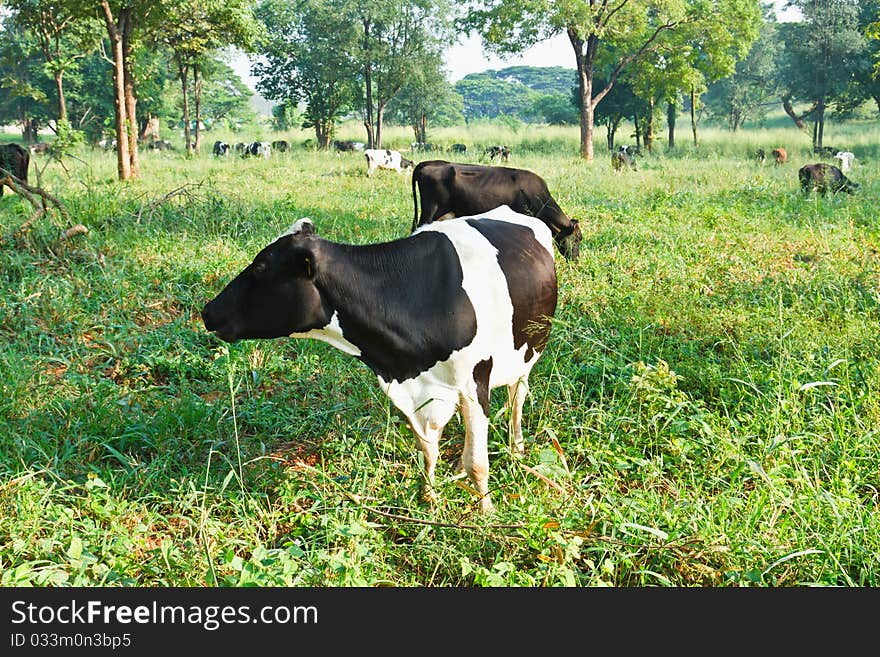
top-left (620, 145), bottom-right (641, 157)
top-left (233, 142), bottom-right (247, 154)
top-left (334, 140), bottom-right (365, 153)
top-left (271, 140), bottom-right (289, 153)
top-left (813, 145), bottom-right (837, 158)
top-left (29, 142), bottom-right (51, 155)
top-left (772, 148), bottom-right (787, 166)
top-left (755, 148), bottom-right (766, 165)
top-left (365, 148), bottom-right (413, 176)
top-left (243, 141), bottom-right (271, 158)
top-left (484, 145), bottom-right (511, 162)
top-left (98, 138), bottom-right (117, 151)
top-left (213, 140), bottom-right (230, 157)
top-left (833, 151), bottom-right (855, 173)
top-left (410, 159), bottom-right (582, 261)
top-left (798, 163), bottom-right (859, 196)
top-left (611, 146), bottom-right (636, 171)
top-left (412, 142), bottom-right (438, 152)
top-left (450, 143), bottom-right (467, 154)
top-left (148, 139), bottom-right (174, 151)
top-left (201, 206), bottom-right (558, 513)
top-left (0, 143), bottom-right (29, 197)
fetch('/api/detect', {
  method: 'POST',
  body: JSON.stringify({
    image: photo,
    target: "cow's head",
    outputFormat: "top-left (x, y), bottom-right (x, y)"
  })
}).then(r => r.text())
top-left (201, 219), bottom-right (328, 342)
top-left (840, 178), bottom-right (860, 194)
top-left (555, 219), bottom-right (582, 261)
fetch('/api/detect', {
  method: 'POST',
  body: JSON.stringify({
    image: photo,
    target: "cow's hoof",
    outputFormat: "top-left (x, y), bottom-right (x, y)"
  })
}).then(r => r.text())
top-left (421, 486), bottom-right (438, 505)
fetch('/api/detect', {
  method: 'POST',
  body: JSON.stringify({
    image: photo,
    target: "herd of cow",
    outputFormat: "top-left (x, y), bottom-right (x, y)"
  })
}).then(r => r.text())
top-left (213, 139), bottom-right (290, 158)
top-left (0, 136), bottom-right (866, 511)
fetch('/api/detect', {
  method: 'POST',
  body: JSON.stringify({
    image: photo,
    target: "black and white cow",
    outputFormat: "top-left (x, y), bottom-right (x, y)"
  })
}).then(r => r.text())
top-left (243, 141), bottom-right (271, 158)
top-left (484, 145), bottom-right (511, 162)
top-left (0, 143), bottom-right (29, 197)
top-left (201, 205), bottom-right (558, 513)
top-left (333, 140), bottom-right (365, 153)
top-left (410, 160), bottom-right (582, 261)
top-left (364, 148), bottom-right (413, 176)
top-left (271, 140), bottom-right (290, 153)
top-left (213, 140), bottom-right (230, 156)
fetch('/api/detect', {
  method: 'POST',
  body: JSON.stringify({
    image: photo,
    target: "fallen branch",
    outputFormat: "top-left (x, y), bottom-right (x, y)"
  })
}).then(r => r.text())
top-left (136, 181), bottom-right (208, 223)
top-left (1, 167), bottom-right (71, 236)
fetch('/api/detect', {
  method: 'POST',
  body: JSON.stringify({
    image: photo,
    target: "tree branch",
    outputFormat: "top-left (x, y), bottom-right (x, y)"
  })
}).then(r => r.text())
top-left (592, 20), bottom-right (679, 107)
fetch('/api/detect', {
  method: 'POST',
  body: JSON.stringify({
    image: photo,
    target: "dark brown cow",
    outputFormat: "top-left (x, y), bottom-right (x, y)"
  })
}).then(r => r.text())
top-left (798, 163), bottom-right (859, 196)
top-left (0, 143), bottom-right (29, 197)
top-left (411, 160), bottom-right (581, 260)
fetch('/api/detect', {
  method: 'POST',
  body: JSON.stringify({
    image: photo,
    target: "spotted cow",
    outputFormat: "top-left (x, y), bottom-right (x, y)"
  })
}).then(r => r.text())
top-left (364, 148), bottom-right (413, 177)
top-left (201, 206), bottom-right (558, 513)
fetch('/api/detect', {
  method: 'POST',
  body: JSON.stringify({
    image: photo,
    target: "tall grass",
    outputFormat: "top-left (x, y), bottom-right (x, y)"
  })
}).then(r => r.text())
top-left (1, 121), bottom-right (878, 586)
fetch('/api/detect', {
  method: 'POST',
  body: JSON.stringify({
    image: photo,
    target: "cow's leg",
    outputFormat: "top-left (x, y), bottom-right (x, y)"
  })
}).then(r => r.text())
top-left (507, 377), bottom-right (529, 455)
top-left (390, 384), bottom-right (457, 505)
top-left (410, 422), bottom-right (442, 503)
top-left (460, 385), bottom-right (493, 514)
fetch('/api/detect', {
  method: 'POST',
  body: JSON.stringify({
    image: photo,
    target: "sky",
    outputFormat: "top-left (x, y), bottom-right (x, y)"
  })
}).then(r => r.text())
top-left (232, 1), bottom-right (803, 92)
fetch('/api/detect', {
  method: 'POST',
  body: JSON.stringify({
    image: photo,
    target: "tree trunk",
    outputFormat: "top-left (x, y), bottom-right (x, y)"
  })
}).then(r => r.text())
top-left (121, 9), bottom-right (138, 178)
top-left (194, 65), bottom-right (203, 152)
top-left (316, 120), bottom-right (331, 149)
top-left (690, 86), bottom-right (698, 146)
top-left (101, 0), bottom-right (131, 181)
top-left (180, 63), bottom-right (192, 155)
top-left (22, 118), bottom-right (38, 144)
top-left (634, 115), bottom-right (641, 149)
top-left (666, 100), bottom-right (676, 150)
top-left (816, 96), bottom-right (825, 149)
top-left (646, 97), bottom-right (655, 152)
top-left (419, 112), bottom-right (427, 144)
top-left (375, 101), bottom-right (385, 149)
top-left (782, 95), bottom-right (816, 131)
top-left (55, 71), bottom-right (67, 124)
top-left (570, 29), bottom-right (595, 162)
top-left (362, 18), bottom-right (375, 149)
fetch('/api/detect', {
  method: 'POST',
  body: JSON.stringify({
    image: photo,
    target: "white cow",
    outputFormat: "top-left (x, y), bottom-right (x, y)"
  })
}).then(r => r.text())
top-left (364, 148), bottom-right (413, 177)
top-left (833, 151), bottom-right (855, 173)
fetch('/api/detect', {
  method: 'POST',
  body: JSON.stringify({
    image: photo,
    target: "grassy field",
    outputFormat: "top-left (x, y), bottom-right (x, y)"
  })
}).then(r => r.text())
top-left (1, 119), bottom-right (879, 586)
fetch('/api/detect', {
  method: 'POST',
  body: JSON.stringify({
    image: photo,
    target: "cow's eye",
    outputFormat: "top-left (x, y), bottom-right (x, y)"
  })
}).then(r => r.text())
top-left (253, 261), bottom-right (268, 277)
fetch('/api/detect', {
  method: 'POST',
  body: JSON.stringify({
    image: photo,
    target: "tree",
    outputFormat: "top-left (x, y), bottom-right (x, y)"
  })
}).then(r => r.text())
top-left (384, 51), bottom-right (464, 142)
top-left (6, 0), bottom-right (100, 126)
top-left (351, 0), bottom-right (454, 148)
top-left (704, 7), bottom-right (781, 130)
top-left (582, 76), bottom-right (649, 149)
top-left (198, 58), bottom-right (256, 129)
top-left (532, 94), bottom-right (578, 125)
top-left (837, 0), bottom-right (880, 115)
top-left (0, 17), bottom-right (53, 142)
top-left (464, 0), bottom-right (684, 161)
top-left (454, 73), bottom-right (539, 122)
top-left (254, 0), bottom-right (359, 149)
top-left (157, 0), bottom-right (258, 154)
top-left (464, 0), bottom-right (760, 161)
top-left (778, 0), bottom-right (864, 148)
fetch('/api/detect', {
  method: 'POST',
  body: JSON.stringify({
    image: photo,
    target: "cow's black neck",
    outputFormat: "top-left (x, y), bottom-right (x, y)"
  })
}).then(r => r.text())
top-left (311, 233), bottom-right (477, 382)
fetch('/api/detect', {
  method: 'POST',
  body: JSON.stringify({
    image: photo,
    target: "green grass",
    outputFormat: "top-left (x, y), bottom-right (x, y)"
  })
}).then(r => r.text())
top-left (1, 120), bottom-right (879, 586)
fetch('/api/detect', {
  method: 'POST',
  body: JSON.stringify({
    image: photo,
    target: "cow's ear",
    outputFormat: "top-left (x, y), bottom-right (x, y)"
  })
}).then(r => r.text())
top-left (290, 246), bottom-right (317, 279)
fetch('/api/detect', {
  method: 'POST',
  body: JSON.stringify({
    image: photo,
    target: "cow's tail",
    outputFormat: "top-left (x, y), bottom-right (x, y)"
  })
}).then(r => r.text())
top-left (410, 165), bottom-right (419, 234)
